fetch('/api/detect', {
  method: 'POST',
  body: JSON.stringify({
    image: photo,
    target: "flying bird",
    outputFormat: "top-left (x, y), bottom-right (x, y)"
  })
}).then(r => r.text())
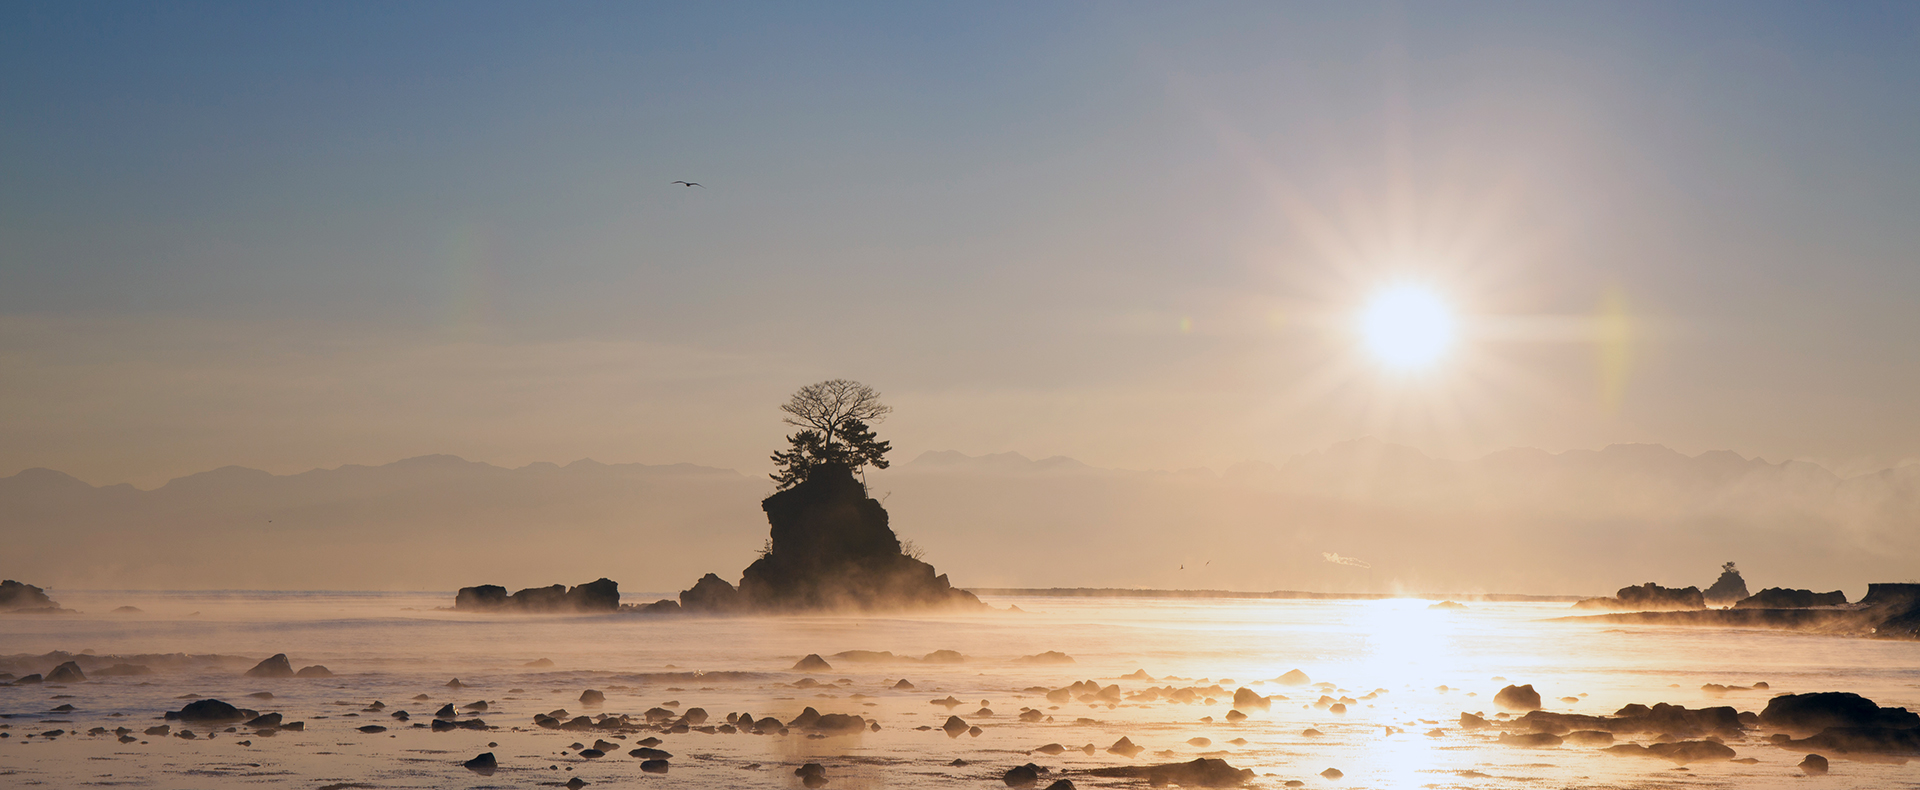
top-left (671, 181), bottom-right (704, 188)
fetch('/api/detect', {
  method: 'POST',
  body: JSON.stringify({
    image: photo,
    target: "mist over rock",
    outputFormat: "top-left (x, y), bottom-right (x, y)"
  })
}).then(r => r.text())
top-left (454, 579), bottom-right (620, 613)
top-left (1573, 583), bottom-right (1706, 612)
top-left (676, 463), bottom-right (983, 613)
top-left (1735, 588), bottom-right (1847, 609)
top-left (1703, 563), bottom-right (1749, 606)
top-left (0, 580), bottom-right (67, 614)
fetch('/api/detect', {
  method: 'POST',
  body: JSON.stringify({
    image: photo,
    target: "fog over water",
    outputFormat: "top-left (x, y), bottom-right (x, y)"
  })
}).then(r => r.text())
top-left (4, 591), bottom-right (1916, 788)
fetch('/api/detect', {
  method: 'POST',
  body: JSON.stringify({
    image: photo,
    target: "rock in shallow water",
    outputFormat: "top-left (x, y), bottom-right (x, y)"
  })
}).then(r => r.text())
top-left (1495, 684), bottom-right (1542, 711)
top-left (463, 752), bottom-right (498, 775)
top-left (244, 654), bottom-right (295, 679)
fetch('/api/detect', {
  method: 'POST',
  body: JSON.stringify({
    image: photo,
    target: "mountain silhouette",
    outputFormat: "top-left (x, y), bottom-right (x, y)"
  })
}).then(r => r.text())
top-left (3, 442), bottom-right (1915, 594)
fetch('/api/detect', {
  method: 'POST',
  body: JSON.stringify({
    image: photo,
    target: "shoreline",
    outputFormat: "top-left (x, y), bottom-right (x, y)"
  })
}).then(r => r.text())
top-left (967, 587), bottom-right (1588, 602)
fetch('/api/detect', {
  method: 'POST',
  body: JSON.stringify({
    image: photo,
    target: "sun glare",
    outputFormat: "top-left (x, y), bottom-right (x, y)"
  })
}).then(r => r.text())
top-left (1360, 285), bottom-right (1454, 369)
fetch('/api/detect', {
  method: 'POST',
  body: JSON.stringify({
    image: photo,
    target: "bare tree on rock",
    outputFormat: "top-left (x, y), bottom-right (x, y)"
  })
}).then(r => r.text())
top-left (780, 379), bottom-right (892, 451)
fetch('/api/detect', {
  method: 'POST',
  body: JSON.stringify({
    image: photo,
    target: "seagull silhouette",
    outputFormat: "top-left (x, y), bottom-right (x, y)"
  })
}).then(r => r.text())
top-left (671, 181), bottom-right (704, 188)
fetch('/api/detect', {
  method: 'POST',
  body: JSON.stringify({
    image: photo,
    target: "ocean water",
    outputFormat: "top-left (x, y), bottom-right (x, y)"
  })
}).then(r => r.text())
top-left (2, 590), bottom-right (1918, 789)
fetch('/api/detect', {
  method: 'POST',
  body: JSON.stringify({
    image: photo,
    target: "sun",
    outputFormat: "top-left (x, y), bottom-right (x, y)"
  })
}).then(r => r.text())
top-left (1359, 285), bottom-right (1454, 369)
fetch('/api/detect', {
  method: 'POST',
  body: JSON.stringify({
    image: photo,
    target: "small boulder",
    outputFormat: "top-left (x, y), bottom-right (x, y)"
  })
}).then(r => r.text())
top-left (1800, 753), bottom-right (1829, 775)
top-left (463, 751), bottom-right (497, 775)
top-left (794, 654), bottom-right (833, 672)
top-left (295, 665), bottom-right (333, 678)
top-left (1004, 763), bottom-right (1042, 786)
top-left (1276, 669), bottom-right (1311, 686)
top-left (642, 759), bottom-right (670, 773)
top-left (580, 689), bottom-right (605, 705)
top-left (1107, 736), bottom-right (1145, 757)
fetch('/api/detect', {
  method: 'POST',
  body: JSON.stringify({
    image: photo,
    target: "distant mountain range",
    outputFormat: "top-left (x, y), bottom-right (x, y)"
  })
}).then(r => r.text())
top-left (5, 440), bottom-right (1915, 596)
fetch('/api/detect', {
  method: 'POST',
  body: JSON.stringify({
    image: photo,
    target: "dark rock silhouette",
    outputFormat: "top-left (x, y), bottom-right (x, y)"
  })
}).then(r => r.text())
top-left (680, 573), bottom-right (746, 613)
top-left (1573, 582), bottom-right (1706, 611)
top-left (0, 580), bottom-right (69, 613)
top-left (1799, 753), bottom-right (1829, 774)
top-left (1086, 758), bottom-right (1255, 786)
top-left (676, 463), bottom-right (983, 612)
top-left (245, 654), bottom-right (295, 678)
top-left (1759, 692), bottom-right (1920, 733)
top-left (454, 578), bottom-right (619, 612)
top-left (793, 654), bottom-right (833, 671)
top-left (1736, 588), bottom-right (1847, 609)
top-left (165, 699), bottom-right (256, 722)
top-left (1565, 583), bottom-right (1920, 640)
top-left (1495, 684), bottom-right (1543, 711)
top-left (1605, 740), bottom-right (1737, 763)
top-left (1515, 702), bottom-right (1742, 738)
top-left (295, 664), bottom-right (333, 678)
top-left (1703, 562), bottom-right (1750, 606)
top-left (463, 752), bottom-right (497, 775)
top-left (46, 661), bottom-right (85, 683)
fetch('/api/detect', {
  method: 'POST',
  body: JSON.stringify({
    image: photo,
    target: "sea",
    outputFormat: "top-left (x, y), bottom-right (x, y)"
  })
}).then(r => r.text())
top-left (2, 590), bottom-right (1917, 789)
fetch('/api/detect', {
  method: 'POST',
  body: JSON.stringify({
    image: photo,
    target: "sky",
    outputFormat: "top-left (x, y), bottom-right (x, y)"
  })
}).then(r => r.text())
top-left (5, 1), bottom-right (1920, 489)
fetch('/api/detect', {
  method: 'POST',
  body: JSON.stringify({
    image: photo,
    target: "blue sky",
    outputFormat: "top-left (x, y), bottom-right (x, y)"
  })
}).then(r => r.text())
top-left (5, 2), bottom-right (1920, 485)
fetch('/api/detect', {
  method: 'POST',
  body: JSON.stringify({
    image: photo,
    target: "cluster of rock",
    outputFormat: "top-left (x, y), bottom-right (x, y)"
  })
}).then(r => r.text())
top-left (1573, 582), bottom-right (1706, 611)
top-left (634, 463), bottom-right (984, 614)
top-left (1573, 562), bottom-right (1859, 614)
top-left (244, 653), bottom-right (334, 678)
top-left (0, 580), bottom-right (71, 614)
top-left (1567, 583), bottom-right (1920, 640)
top-left (1735, 587), bottom-right (1848, 609)
top-left (1468, 688), bottom-right (1920, 759)
top-left (454, 578), bottom-right (620, 613)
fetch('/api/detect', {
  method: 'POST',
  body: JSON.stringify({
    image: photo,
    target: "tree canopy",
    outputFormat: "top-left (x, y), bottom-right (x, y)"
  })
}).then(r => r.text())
top-left (771, 380), bottom-right (893, 489)
top-left (779, 379), bottom-right (892, 450)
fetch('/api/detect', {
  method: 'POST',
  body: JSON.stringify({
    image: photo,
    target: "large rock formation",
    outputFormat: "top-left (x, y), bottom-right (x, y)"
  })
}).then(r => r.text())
top-left (673, 463), bottom-right (983, 613)
top-left (1702, 562), bottom-right (1749, 606)
top-left (1562, 583), bottom-right (1920, 641)
top-left (0, 580), bottom-right (67, 614)
top-left (454, 578), bottom-right (620, 612)
top-left (1573, 582), bottom-right (1706, 611)
top-left (1735, 588), bottom-right (1847, 609)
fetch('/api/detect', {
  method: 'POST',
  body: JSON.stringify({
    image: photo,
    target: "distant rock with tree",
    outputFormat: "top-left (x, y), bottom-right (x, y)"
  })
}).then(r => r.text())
top-left (1703, 562), bottom-right (1750, 607)
top-left (657, 380), bottom-right (984, 613)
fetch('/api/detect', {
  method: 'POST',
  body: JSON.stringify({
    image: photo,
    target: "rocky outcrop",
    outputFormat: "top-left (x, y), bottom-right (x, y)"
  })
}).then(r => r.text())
top-left (1735, 588), bottom-right (1847, 609)
top-left (45, 661), bottom-right (85, 683)
top-left (245, 654), bottom-right (295, 678)
top-left (1703, 562), bottom-right (1749, 607)
top-left (1758, 692), bottom-right (1920, 733)
top-left (1562, 583), bottom-right (1920, 640)
top-left (0, 580), bottom-right (69, 614)
top-left (679, 573), bottom-right (745, 613)
top-left (1572, 582), bottom-right (1705, 611)
top-left (454, 578), bottom-right (620, 613)
top-left (674, 463), bottom-right (984, 613)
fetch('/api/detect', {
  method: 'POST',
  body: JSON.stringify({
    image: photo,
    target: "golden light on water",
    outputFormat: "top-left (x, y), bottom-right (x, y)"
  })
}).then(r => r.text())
top-left (1359, 285), bottom-right (1454, 370)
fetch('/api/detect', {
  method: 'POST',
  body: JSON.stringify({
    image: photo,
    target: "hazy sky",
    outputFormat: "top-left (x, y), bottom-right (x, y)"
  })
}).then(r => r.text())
top-left (6, 2), bottom-right (1920, 488)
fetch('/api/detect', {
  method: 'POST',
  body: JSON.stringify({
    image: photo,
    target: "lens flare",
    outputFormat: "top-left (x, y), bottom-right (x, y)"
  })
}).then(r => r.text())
top-left (1360, 286), bottom-right (1453, 369)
